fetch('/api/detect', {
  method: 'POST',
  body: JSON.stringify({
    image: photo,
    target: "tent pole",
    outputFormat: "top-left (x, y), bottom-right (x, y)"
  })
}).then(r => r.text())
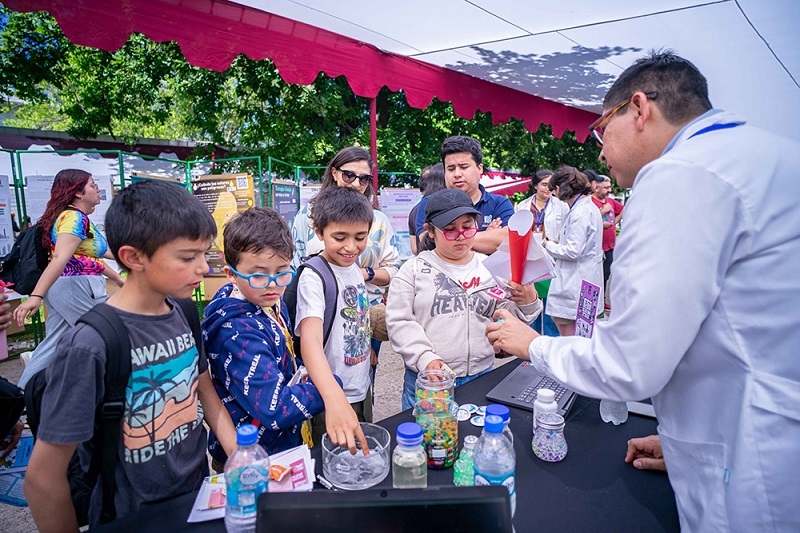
top-left (370, 97), bottom-right (378, 207)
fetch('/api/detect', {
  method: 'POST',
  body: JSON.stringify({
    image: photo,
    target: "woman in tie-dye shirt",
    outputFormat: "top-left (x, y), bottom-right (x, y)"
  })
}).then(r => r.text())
top-left (15, 169), bottom-right (124, 389)
top-left (291, 147), bottom-right (401, 391)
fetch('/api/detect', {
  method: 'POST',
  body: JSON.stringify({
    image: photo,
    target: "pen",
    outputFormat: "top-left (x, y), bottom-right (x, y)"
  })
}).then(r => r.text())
top-left (316, 475), bottom-right (338, 491)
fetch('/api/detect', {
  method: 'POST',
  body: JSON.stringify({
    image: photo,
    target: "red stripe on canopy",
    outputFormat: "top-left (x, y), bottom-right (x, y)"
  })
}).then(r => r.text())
top-left (5, 0), bottom-right (598, 140)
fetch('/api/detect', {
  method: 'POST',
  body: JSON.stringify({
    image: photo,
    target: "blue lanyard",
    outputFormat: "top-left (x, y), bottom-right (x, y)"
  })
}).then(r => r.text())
top-left (570, 194), bottom-right (583, 209)
top-left (532, 197), bottom-right (549, 227)
top-left (688, 122), bottom-right (739, 140)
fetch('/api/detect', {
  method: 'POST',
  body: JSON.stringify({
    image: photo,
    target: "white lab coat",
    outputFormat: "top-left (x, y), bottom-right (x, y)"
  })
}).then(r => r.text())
top-left (515, 195), bottom-right (569, 240)
top-left (528, 110), bottom-right (800, 531)
top-left (543, 195), bottom-right (603, 320)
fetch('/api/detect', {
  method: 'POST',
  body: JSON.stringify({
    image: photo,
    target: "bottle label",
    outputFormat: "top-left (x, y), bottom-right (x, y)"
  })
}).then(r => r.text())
top-left (474, 469), bottom-right (516, 516)
top-left (227, 464), bottom-right (270, 516)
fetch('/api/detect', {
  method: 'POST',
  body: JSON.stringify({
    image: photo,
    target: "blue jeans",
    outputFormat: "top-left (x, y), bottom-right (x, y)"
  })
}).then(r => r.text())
top-left (531, 297), bottom-right (560, 337)
top-left (401, 366), bottom-right (493, 411)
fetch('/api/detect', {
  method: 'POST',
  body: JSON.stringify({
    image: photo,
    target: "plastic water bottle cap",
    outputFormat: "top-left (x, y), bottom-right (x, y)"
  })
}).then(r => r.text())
top-left (537, 388), bottom-right (556, 403)
top-left (463, 435), bottom-right (478, 450)
top-left (236, 424), bottom-right (259, 445)
top-left (396, 422), bottom-right (424, 446)
top-left (486, 404), bottom-right (510, 422)
top-left (484, 415), bottom-right (504, 433)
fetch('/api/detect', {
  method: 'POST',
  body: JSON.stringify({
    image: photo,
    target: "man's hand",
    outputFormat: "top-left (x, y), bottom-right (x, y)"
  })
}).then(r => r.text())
top-left (625, 435), bottom-right (667, 471)
top-left (485, 309), bottom-right (539, 359)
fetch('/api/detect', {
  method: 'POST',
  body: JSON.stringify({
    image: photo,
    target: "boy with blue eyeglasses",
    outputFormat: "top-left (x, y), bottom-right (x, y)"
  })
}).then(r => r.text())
top-left (203, 207), bottom-right (329, 467)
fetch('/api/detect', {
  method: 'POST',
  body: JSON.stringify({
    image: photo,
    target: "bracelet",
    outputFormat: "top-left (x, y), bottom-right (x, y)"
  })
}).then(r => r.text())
top-left (29, 294), bottom-right (44, 300)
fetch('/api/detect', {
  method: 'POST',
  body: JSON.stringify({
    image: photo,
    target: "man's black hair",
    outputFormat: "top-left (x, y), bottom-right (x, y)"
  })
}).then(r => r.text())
top-left (310, 186), bottom-right (373, 234)
top-left (105, 180), bottom-right (217, 269)
top-left (440, 136), bottom-right (483, 167)
top-left (605, 50), bottom-right (712, 125)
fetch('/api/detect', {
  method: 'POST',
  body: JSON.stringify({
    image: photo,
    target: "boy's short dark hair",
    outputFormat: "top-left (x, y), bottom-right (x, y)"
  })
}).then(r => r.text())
top-left (105, 181), bottom-right (217, 269)
top-left (441, 136), bottom-right (483, 167)
top-left (223, 207), bottom-right (293, 267)
top-left (310, 187), bottom-right (373, 234)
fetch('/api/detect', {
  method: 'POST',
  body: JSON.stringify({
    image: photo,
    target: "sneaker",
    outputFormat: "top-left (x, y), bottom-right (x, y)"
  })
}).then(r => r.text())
top-left (20, 351), bottom-right (31, 367)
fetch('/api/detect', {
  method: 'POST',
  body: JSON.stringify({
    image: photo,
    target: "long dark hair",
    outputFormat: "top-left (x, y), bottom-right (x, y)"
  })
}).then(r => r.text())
top-left (549, 166), bottom-right (592, 202)
top-left (319, 146), bottom-right (374, 200)
top-left (37, 169), bottom-right (92, 248)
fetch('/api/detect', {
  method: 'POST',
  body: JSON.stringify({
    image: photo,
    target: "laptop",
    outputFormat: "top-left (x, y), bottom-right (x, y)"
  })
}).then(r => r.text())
top-left (486, 361), bottom-right (577, 417)
top-left (257, 485), bottom-right (512, 533)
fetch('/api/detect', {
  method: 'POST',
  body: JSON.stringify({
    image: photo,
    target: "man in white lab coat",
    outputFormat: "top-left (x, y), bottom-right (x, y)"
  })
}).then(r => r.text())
top-left (486, 51), bottom-right (800, 531)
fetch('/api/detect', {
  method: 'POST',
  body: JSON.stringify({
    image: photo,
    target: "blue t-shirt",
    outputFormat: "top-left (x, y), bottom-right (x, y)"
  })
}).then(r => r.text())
top-left (415, 185), bottom-right (514, 236)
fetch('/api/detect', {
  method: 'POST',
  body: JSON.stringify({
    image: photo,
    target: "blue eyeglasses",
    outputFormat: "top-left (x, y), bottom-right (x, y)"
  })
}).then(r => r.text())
top-left (227, 265), bottom-right (296, 289)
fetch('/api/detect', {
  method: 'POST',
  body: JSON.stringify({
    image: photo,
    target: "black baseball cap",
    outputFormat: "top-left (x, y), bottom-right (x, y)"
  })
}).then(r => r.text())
top-left (425, 189), bottom-right (481, 228)
top-left (583, 169), bottom-right (600, 182)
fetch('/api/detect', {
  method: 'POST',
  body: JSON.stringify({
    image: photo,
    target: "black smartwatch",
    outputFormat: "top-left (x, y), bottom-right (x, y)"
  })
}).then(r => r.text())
top-left (365, 266), bottom-right (375, 282)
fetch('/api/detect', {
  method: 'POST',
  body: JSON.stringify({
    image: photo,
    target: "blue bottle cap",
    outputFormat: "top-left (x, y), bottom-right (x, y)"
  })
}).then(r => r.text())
top-left (484, 415), bottom-right (504, 433)
top-left (486, 404), bottom-right (510, 422)
top-left (236, 424), bottom-right (259, 445)
top-left (396, 422), bottom-right (424, 446)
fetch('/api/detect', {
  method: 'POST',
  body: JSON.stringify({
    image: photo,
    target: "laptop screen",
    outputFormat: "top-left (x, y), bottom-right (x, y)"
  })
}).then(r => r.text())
top-left (257, 485), bottom-right (512, 533)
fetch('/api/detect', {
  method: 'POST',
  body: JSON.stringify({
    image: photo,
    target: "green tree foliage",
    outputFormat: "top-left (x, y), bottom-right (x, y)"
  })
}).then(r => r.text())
top-left (0, 7), bottom-right (603, 191)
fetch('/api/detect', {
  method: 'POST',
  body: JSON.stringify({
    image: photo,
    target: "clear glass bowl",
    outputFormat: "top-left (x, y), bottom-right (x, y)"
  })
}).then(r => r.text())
top-left (322, 422), bottom-right (391, 490)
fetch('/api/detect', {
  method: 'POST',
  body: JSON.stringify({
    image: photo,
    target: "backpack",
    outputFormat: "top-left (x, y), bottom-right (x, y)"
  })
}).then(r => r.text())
top-left (282, 254), bottom-right (338, 361)
top-left (0, 224), bottom-right (49, 296)
top-left (24, 298), bottom-right (202, 526)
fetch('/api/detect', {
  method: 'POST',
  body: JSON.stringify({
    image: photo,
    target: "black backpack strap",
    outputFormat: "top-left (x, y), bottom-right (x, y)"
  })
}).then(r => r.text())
top-left (78, 303), bottom-right (132, 525)
top-left (304, 255), bottom-right (338, 346)
top-left (173, 298), bottom-right (203, 357)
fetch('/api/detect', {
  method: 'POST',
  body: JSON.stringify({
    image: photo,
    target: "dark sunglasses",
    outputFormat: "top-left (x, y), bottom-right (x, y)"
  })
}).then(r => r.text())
top-left (337, 168), bottom-right (373, 186)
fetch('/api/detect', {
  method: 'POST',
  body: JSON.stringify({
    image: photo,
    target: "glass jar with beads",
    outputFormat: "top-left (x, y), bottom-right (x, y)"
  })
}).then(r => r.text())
top-left (532, 412), bottom-right (568, 462)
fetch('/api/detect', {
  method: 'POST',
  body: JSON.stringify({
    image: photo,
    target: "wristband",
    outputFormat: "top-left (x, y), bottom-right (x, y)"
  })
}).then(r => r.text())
top-left (364, 266), bottom-right (375, 282)
top-left (29, 294), bottom-right (44, 300)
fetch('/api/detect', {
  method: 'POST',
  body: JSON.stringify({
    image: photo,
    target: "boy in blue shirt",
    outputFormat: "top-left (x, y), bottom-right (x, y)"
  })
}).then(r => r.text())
top-left (24, 181), bottom-right (237, 530)
top-left (203, 207), bottom-right (326, 467)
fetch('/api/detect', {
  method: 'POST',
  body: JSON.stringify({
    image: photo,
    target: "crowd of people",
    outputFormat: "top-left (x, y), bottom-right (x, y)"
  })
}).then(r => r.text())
top-left (3, 50), bottom-right (797, 531)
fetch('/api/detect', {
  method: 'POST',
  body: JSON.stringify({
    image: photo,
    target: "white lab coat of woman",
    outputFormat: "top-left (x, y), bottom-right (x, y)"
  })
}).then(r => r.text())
top-left (543, 196), bottom-right (603, 320)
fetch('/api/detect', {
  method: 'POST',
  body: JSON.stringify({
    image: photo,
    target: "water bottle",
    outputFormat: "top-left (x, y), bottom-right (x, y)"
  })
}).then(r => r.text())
top-left (225, 425), bottom-right (270, 533)
top-left (473, 415), bottom-right (516, 517)
top-left (532, 388), bottom-right (557, 431)
top-left (599, 399), bottom-right (629, 425)
top-left (452, 435), bottom-right (478, 486)
top-left (485, 404), bottom-right (513, 444)
top-left (393, 422), bottom-right (427, 488)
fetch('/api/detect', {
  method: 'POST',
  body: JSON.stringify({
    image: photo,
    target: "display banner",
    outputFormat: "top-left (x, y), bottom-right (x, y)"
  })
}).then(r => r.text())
top-left (271, 180), bottom-right (299, 227)
top-left (192, 173), bottom-right (255, 276)
top-left (378, 188), bottom-right (421, 261)
top-left (299, 184), bottom-right (321, 211)
top-left (0, 175), bottom-right (13, 256)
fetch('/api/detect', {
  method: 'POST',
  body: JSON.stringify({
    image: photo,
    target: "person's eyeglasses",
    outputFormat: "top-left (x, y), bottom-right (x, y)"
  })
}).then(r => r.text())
top-left (227, 264), bottom-right (296, 288)
top-left (589, 91), bottom-right (657, 145)
top-left (337, 168), bottom-right (373, 186)
top-left (435, 226), bottom-right (479, 241)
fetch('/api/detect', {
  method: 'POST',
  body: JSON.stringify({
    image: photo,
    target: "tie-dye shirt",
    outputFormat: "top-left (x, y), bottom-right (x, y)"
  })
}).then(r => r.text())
top-left (51, 208), bottom-right (107, 276)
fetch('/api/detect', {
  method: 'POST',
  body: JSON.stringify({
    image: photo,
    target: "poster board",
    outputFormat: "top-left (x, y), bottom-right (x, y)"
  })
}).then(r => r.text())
top-left (378, 188), bottom-right (421, 261)
top-left (271, 180), bottom-right (299, 228)
top-left (0, 175), bottom-right (14, 256)
top-left (299, 184), bottom-right (321, 211)
top-left (192, 173), bottom-right (255, 276)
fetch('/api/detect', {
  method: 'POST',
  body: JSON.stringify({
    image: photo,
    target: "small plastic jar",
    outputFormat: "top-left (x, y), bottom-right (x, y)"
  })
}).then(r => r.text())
top-left (415, 369), bottom-right (455, 403)
top-left (393, 422), bottom-right (428, 488)
top-left (532, 412), bottom-right (567, 462)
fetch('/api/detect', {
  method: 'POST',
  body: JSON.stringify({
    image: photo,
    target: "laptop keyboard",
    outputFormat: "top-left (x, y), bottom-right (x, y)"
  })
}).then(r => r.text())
top-left (515, 377), bottom-right (568, 404)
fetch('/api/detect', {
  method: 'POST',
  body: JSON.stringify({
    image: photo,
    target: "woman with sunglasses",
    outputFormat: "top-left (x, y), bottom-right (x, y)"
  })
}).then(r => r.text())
top-left (541, 166), bottom-right (604, 337)
top-left (15, 169), bottom-right (124, 390)
top-left (291, 147), bottom-right (401, 387)
top-left (387, 189), bottom-right (542, 410)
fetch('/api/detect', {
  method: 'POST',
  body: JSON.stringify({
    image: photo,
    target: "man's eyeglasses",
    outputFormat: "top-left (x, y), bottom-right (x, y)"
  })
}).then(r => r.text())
top-left (337, 168), bottom-right (373, 186)
top-left (227, 264), bottom-right (296, 288)
top-left (435, 226), bottom-right (479, 241)
top-left (589, 92), bottom-right (657, 145)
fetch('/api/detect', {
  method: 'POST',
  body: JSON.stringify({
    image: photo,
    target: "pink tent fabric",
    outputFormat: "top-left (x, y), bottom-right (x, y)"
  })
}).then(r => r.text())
top-left (4, 0), bottom-right (597, 140)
